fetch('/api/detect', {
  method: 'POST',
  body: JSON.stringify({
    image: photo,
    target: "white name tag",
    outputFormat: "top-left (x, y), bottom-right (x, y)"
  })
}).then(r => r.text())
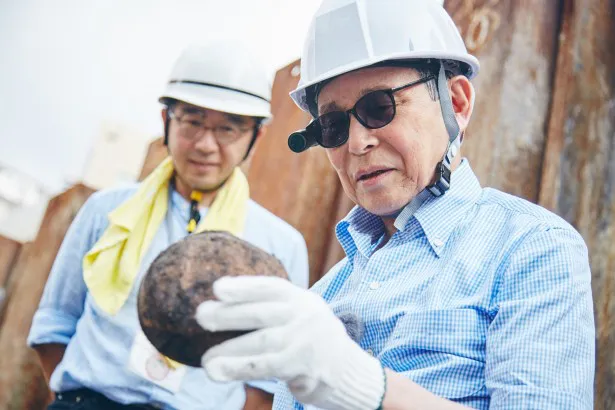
top-left (128, 330), bottom-right (187, 393)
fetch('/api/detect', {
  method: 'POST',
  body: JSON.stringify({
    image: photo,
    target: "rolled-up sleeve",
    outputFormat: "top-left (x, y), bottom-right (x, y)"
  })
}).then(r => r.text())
top-left (27, 196), bottom-right (100, 347)
top-left (486, 227), bottom-right (595, 409)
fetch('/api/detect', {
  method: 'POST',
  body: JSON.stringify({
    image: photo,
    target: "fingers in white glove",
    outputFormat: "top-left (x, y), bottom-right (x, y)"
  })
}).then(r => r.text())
top-left (196, 300), bottom-right (292, 331)
top-left (203, 326), bottom-right (289, 361)
top-left (212, 276), bottom-right (300, 303)
top-left (204, 346), bottom-right (298, 381)
top-left (198, 276), bottom-right (387, 410)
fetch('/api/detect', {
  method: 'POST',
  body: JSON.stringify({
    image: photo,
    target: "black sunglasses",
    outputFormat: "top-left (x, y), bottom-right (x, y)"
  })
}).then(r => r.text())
top-left (306, 75), bottom-right (435, 148)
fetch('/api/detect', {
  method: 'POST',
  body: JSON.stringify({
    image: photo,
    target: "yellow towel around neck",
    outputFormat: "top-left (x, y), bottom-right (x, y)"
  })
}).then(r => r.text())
top-left (83, 156), bottom-right (249, 316)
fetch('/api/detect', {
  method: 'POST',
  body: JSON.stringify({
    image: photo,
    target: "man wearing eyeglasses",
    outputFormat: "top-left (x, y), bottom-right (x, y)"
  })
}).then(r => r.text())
top-left (194, 1), bottom-right (595, 410)
top-left (28, 41), bottom-right (309, 410)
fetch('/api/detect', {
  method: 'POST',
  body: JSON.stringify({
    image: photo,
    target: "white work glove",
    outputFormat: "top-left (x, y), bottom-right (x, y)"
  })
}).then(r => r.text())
top-left (195, 276), bottom-right (386, 410)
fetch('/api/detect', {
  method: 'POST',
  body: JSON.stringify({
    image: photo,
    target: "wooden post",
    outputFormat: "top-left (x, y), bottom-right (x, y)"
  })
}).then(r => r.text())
top-left (0, 236), bottom-right (22, 322)
top-left (0, 184), bottom-right (95, 410)
top-left (248, 60), bottom-right (346, 285)
top-left (446, 0), bottom-right (562, 202)
top-left (0, 236), bottom-right (21, 290)
top-left (537, 0), bottom-right (615, 407)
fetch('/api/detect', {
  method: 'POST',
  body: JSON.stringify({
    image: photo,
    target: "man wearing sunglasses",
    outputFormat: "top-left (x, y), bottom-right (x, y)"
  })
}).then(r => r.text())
top-left (28, 41), bottom-right (309, 410)
top-left (194, 1), bottom-right (595, 409)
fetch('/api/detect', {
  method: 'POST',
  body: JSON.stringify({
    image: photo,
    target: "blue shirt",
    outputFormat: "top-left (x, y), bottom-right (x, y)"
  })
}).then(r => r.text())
top-left (28, 184), bottom-right (309, 410)
top-left (274, 160), bottom-right (594, 410)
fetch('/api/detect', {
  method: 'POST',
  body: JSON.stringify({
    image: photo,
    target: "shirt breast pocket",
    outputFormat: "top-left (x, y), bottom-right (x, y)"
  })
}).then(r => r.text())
top-left (381, 308), bottom-right (488, 400)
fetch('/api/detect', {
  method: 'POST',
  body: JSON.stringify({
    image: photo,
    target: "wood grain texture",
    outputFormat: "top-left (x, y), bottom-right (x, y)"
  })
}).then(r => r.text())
top-left (0, 236), bottom-right (21, 289)
top-left (446, 0), bottom-right (561, 202)
top-left (0, 184), bottom-right (95, 409)
top-left (248, 60), bottom-right (344, 285)
top-left (537, 1), bottom-right (615, 408)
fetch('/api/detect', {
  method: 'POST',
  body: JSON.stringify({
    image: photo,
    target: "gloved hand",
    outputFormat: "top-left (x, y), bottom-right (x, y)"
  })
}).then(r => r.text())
top-left (195, 276), bottom-right (386, 410)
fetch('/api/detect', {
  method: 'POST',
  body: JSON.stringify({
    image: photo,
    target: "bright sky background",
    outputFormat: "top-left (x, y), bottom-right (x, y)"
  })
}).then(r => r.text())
top-left (0, 0), bottom-right (322, 194)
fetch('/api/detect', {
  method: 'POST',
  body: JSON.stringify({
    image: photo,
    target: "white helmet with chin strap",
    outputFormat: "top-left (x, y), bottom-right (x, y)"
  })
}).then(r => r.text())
top-left (160, 41), bottom-right (272, 158)
top-left (288, 0), bottom-right (480, 197)
top-left (160, 41), bottom-right (272, 118)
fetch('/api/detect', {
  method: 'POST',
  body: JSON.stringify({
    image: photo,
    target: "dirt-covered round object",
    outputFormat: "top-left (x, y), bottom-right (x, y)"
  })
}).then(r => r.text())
top-left (137, 231), bottom-right (288, 367)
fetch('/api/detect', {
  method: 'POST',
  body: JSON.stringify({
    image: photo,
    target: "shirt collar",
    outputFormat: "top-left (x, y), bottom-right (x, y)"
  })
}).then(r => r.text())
top-left (411, 159), bottom-right (482, 256)
top-left (335, 206), bottom-right (383, 260)
top-left (335, 159), bottom-right (483, 259)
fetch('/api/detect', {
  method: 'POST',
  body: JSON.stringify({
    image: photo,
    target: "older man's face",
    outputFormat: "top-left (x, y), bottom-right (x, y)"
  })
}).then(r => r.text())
top-left (318, 66), bottom-right (468, 216)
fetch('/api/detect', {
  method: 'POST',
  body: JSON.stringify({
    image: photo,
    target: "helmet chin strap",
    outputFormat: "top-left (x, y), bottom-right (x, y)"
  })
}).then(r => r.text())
top-left (242, 122), bottom-right (262, 161)
top-left (426, 61), bottom-right (462, 197)
top-left (385, 61), bottom-right (462, 228)
top-left (372, 61), bottom-right (463, 229)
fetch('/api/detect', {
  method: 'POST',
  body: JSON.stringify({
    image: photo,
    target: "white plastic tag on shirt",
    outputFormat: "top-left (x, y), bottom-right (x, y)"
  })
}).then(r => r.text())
top-left (128, 329), bottom-right (187, 393)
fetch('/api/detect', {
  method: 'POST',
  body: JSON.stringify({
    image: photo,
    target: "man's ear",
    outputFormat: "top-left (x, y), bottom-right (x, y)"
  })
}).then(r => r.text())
top-left (256, 122), bottom-right (269, 140)
top-left (161, 107), bottom-right (168, 123)
top-left (449, 75), bottom-right (474, 135)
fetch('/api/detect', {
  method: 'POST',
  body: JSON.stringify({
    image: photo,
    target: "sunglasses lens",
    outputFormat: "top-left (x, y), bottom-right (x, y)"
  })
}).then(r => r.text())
top-left (355, 90), bottom-right (395, 129)
top-left (314, 111), bottom-right (349, 148)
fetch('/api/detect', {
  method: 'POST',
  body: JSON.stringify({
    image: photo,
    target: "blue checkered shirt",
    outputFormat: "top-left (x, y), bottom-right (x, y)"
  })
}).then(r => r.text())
top-left (273, 159), bottom-right (594, 409)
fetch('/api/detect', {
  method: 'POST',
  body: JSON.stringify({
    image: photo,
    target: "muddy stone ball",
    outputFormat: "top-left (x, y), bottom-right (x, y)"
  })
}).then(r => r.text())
top-left (137, 231), bottom-right (288, 367)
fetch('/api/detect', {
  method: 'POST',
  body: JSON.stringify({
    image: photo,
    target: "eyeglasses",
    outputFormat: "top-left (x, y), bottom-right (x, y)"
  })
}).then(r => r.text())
top-left (307, 75), bottom-right (435, 148)
top-left (168, 108), bottom-right (253, 145)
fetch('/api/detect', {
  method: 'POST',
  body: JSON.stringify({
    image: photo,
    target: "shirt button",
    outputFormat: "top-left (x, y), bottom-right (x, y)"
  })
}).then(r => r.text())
top-left (367, 349), bottom-right (374, 356)
top-left (369, 282), bottom-right (380, 290)
top-left (450, 144), bottom-right (458, 157)
top-left (433, 238), bottom-right (444, 247)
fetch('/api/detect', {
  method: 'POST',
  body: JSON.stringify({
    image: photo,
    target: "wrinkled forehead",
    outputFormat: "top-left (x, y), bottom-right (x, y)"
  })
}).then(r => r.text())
top-left (316, 65), bottom-right (422, 114)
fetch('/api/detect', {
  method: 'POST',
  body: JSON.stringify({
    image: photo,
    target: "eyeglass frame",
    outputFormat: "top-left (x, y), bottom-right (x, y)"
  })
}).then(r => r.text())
top-left (167, 106), bottom-right (255, 146)
top-left (308, 74), bottom-right (436, 148)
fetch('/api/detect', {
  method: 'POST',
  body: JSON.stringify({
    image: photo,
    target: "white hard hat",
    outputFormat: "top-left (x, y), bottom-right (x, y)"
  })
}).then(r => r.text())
top-left (160, 41), bottom-right (272, 118)
top-left (290, 0), bottom-right (480, 113)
